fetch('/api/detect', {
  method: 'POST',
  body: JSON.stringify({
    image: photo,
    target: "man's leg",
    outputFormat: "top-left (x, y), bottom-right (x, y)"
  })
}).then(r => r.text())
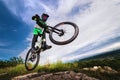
top-left (31, 35), bottom-right (38, 52)
top-left (42, 32), bottom-right (52, 50)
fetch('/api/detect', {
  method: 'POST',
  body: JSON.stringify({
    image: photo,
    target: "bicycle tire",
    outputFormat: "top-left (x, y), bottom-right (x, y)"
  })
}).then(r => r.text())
top-left (49, 22), bottom-right (79, 45)
top-left (25, 49), bottom-right (40, 71)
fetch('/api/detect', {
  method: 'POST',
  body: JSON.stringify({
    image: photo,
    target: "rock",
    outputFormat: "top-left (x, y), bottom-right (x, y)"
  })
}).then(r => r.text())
top-left (12, 71), bottom-right (99, 80)
top-left (75, 75), bottom-right (81, 80)
top-left (69, 71), bottom-right (76, 76)
top-left (82, 66), bottom-right (118, 73)
top-left (104, 66), bottom-right (112, 71)
top-left (83, 68), bottom-right (89, 70)
top-left (64, 71), bottom-right (70, 74)
top-left (103, 66), bottom-right (118, 73)
top-left (93, 66), bottom-right (98, 70)
top-left (76, 73), bottom-right (82, 76)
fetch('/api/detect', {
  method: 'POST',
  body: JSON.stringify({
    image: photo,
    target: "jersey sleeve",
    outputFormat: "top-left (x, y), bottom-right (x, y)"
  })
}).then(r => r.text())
top-left (36, 19), bottom-right (47, 28)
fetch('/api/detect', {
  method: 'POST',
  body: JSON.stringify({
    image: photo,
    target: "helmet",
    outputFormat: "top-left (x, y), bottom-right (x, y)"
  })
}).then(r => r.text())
top-left (41, 13), bottom-right (49, 22)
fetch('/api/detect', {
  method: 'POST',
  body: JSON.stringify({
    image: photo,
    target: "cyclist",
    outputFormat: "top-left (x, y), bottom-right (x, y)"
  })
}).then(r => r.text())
top-left (31, 13), bottom-right (52, 52)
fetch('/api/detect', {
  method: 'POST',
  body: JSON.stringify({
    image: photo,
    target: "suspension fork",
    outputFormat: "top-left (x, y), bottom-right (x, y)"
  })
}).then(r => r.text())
top-left (48, 26), bottom-right (64, 36)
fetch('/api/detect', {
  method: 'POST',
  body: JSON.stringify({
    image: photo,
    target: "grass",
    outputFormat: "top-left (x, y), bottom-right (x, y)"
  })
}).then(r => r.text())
top-left (0, 61), bottom-right (75, 80)
top-left (0, 64), bottom-right (28, 80)
top-left (0, 59), bottom-right (120, 80)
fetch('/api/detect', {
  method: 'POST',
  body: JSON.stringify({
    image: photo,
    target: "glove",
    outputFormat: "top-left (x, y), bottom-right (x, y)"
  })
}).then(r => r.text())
top-left (32, 14), bottom-right (40, 21)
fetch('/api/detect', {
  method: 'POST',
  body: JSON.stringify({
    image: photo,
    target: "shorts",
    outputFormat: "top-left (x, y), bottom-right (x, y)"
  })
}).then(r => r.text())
top-left (33, 28), bottom-right (44, 35)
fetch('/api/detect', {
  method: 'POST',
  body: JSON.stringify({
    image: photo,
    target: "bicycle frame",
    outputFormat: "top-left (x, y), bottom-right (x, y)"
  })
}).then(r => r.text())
top-left (35, 26), bottom-right (64, 52)
top-left (48, 26), bottom-right (64, 36)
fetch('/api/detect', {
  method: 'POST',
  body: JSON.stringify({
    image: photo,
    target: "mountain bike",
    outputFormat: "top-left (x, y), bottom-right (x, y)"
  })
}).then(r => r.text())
top-left (25, 22), bottom-right (79, 71)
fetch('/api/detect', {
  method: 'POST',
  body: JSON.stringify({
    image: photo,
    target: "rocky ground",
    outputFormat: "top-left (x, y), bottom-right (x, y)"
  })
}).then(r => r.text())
top-left (12, 71), bottom-right (99, 80)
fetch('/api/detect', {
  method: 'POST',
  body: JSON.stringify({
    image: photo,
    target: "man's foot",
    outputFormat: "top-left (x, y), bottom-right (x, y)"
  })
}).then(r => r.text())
top-left (42, 45), bottom-right (52, 51)
top-left (31, 47), bottom-right (37, 53)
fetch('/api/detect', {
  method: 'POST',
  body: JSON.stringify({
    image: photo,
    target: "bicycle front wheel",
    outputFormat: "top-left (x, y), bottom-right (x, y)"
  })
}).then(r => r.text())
top-left (25, 49), bottom-right (40, 71)
top-left (49, 22), bottom-right (79, 45)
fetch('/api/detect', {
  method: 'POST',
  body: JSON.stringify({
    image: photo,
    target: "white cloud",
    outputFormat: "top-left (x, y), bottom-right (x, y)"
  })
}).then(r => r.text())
top-left (0, 41), bottom-right (10, 47)
top-left (57, 0), bottom-right (78, 15)
top-left (3, 0), bottom-right (120, 64)
top-left (0, 48), bottom-right (18, 54)
top-left (62, 42), bottom-right (120, 62)
top-left (0, 43), bottom-right (7, 47)
top-left (18, 45), bottom-right (30, 60)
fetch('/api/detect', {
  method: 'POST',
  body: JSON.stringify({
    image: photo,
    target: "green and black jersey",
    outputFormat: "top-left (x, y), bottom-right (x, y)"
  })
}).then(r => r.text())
top-left (33, 19), bottom-right (47, 35)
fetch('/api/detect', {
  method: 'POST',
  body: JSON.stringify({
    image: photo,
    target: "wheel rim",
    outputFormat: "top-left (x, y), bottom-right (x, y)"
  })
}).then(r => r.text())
top-left (25, 50), bottom-right (39, 70)
top-left (52, 24), bottom-right (75, 42)
top-left (49, 22), bottom-right (79, 45)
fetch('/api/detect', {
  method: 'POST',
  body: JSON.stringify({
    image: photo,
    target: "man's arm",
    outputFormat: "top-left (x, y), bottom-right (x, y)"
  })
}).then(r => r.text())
top-left (32, 14), bottom-right (49, 30)
top-left (36, 19), bottom-right (47, 28)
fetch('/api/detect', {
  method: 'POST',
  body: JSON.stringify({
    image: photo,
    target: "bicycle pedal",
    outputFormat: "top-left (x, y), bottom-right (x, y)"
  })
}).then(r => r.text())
top-left (41, 48), bottom-right (45, 51)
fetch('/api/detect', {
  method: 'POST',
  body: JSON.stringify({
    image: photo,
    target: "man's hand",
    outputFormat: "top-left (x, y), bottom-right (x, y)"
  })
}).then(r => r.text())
top-left (32, 14), bottom-right (40, 21)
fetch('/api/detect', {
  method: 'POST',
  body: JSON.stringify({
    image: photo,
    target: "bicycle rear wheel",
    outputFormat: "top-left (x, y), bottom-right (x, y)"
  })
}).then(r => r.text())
top-left (25, 49), bottom-right (40, 71)
top-left (49, 22), bottom-right (79, 45)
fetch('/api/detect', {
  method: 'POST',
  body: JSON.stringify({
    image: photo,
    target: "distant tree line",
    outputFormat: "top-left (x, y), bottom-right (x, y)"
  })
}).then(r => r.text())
top-left (0, 57), bottom-right (23, 68)
top-left (76, 56), bottom-right (120, 71)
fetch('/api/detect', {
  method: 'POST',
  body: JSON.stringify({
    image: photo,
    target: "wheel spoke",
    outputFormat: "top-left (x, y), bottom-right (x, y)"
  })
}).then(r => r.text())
top-left (25, 49), bottom-right (40, 71)
top-left (52, 24), bottom-right (75, 42)
top-left (49, 22), bottom-right (79, 45)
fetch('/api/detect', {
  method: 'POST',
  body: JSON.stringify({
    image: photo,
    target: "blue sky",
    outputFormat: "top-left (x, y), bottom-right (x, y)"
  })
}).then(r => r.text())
top-left (0, 0), bottom-right (120, 64)
top-left (0, 1), bottom-right (31, 59)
